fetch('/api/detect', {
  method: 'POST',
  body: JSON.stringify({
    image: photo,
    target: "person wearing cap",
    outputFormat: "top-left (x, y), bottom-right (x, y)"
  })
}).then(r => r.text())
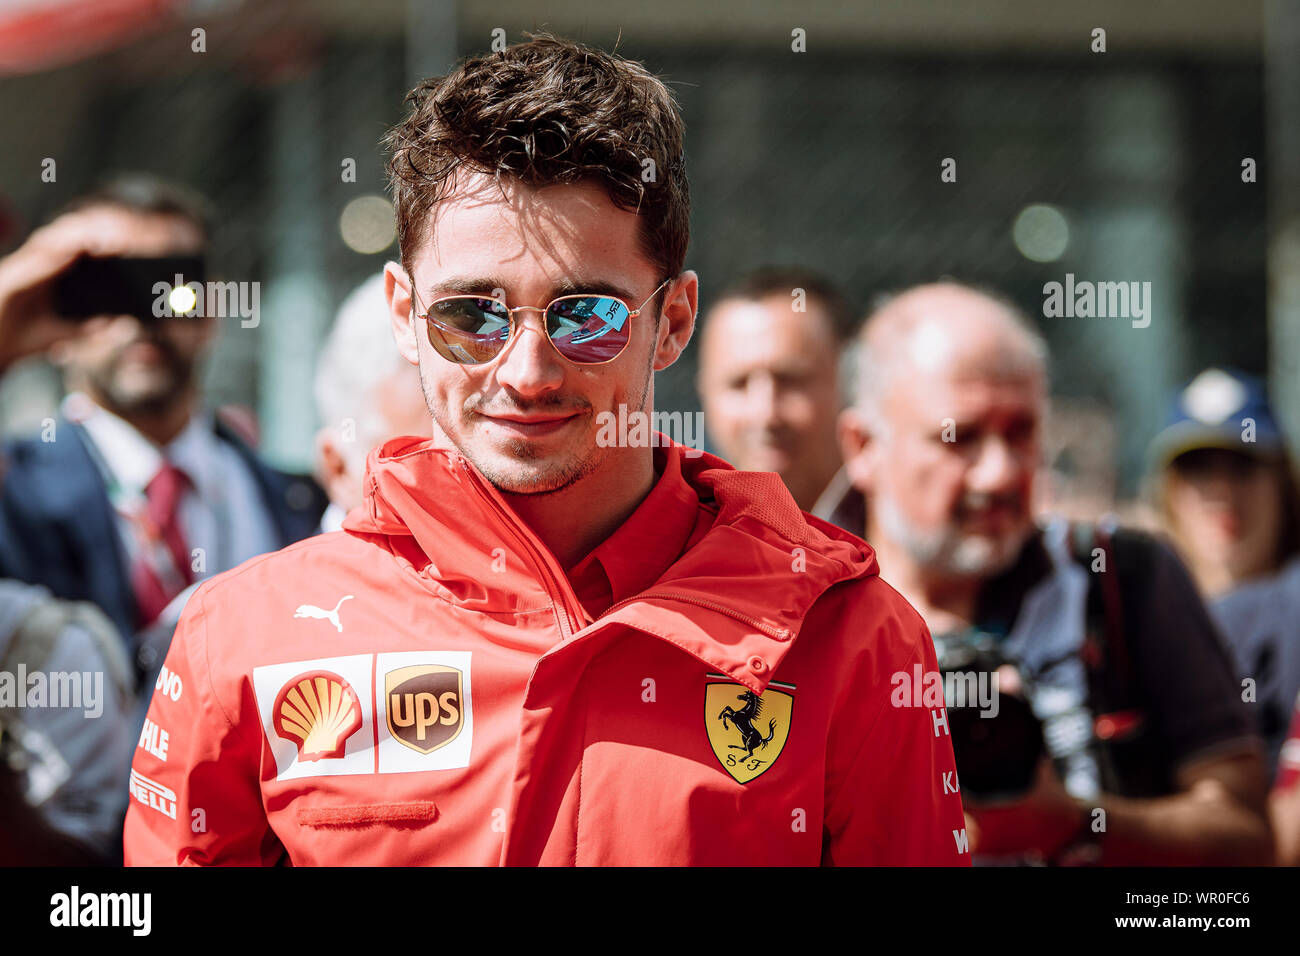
top-left (1150, 367), bottom-right (1300, 600)
top-left (1150, 367), bottom-right (1300, 781)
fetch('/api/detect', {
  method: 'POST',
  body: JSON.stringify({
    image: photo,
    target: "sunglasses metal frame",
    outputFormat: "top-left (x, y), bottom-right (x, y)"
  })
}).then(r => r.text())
top-left (409, 276), bottom-right (674, 367)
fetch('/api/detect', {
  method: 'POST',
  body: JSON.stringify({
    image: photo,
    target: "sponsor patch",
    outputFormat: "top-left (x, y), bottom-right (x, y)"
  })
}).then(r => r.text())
top-left (704, 675), bottom-right (795, 784)
top-left (376, 652), bottom-right (473, 774)
top-left (385, 664), bottom-right (464, 754)
top-left (129, 768), bottom-right (177, 820)
top-left (252, 652), bottom-right (473, 779)
top-left (273, 670), bottom-right (364, 761)
top-left (253, 655), bottom-right (374, 780)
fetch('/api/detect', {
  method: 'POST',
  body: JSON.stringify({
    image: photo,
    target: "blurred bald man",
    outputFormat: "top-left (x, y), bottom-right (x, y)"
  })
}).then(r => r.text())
top-left (698, 268), bottom-right (854, 510)
top-left (314, 274), bottom-right (430, 530)
top-left (834, 280), bottom-right (1271, 865)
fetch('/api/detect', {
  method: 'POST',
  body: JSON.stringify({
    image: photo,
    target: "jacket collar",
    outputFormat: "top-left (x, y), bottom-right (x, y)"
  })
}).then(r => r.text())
top-left (345, 436), bottom-right (879, 694)
top-left (594, 450), bottom-right (878, 692)
top-left (567, 442), bottom-right (702, 617)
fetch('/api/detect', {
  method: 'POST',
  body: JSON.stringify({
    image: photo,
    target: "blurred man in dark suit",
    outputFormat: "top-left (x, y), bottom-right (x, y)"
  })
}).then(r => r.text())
top-left (0, 174), bottom-right (326, 690)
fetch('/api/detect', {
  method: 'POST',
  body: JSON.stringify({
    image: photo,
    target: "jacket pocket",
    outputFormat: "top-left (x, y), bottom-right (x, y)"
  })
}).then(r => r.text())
top-left (296, 801), bottom-right (439, 830)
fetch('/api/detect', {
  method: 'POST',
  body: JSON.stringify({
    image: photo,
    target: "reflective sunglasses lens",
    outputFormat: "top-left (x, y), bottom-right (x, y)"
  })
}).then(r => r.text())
top-left (546, 296), bottom-right (631, 363)
top-left (425, 297), bottom-right (509, 365)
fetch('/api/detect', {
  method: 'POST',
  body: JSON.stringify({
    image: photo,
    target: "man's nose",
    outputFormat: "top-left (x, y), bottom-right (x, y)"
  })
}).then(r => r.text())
top-left (99, 313), bottom-right (150, 341)
top-left (967, 434), bottom-right (1020, 492)
top-left (492, 312), bottom-right (566, 397)
top-left (1195, 471), bottom-right (1238, 505)
top-left (746, 373), bottom-right (780, 424)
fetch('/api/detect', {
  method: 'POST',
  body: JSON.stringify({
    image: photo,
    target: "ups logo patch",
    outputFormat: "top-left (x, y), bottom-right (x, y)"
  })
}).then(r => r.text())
top-left (385, 664), bottom-right (464, 755)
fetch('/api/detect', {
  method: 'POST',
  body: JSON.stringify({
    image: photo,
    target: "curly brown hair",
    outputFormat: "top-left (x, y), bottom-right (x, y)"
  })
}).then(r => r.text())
top-left (384, 34), bottom-right (689, 287)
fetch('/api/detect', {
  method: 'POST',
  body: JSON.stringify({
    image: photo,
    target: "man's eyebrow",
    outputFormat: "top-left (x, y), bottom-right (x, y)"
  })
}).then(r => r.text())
top-left (423, 276), bottom-right (640, 304)
top-left (423, 276), bottom-right (511, 299)
top-left (548, 277), bottom-right (639, 303)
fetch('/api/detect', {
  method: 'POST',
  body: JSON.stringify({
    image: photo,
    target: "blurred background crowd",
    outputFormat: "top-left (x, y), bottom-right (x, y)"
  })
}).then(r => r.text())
top-left (1, 0), bottom-right (1299, 866)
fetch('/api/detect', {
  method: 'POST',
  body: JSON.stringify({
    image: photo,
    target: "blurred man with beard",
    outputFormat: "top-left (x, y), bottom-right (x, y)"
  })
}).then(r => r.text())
top-left (0, 175), bottom-right (325, 689)
top-left (833, 281), bottom-right (1272, 864)
top-left (698, 268), bottom-right (853, 511)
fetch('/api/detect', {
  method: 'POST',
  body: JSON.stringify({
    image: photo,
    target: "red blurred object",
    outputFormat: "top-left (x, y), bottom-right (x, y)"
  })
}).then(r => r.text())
top-left (1094, 710), bottom-right (1144, 741)
top-left (0, 0), bottom-right (179, 75)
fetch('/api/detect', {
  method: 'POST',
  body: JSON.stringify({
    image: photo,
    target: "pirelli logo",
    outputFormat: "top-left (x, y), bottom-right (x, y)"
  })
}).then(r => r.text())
top-left (129, 769), bottom-right (177, 820)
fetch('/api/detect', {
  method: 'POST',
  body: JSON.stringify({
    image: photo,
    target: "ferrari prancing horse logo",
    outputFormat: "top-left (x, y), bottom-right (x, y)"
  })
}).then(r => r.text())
top-left (704, 676), bottom-right (795, 784)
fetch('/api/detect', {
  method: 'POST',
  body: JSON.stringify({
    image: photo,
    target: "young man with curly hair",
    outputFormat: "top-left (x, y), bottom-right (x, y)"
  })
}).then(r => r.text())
top-left (124, 35), bottom-right (967, 866)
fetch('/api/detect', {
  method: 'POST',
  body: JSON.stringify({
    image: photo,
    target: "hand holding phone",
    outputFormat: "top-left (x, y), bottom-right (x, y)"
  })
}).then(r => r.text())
top-left (0, 210), bottom-right (127, 370)
top-left (0, 208), bottom-right (204, 372)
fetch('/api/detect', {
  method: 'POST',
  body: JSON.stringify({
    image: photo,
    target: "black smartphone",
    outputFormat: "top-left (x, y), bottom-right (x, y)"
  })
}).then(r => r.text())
top-left (53, 255), bottom-right (206, 321)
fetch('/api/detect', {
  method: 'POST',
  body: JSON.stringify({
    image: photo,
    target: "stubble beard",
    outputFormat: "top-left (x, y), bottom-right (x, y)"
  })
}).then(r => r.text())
top-left (417, 346), bottom-right (656, 497)
top-left (86, 336), bottom-right (193, 419)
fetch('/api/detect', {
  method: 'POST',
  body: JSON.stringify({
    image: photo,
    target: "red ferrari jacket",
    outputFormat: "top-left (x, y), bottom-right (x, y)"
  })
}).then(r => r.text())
top-left (124, 437), bottom-right (968, 866)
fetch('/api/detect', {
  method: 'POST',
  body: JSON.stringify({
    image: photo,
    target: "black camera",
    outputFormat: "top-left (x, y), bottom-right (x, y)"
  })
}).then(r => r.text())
top-left (933, 630), bottom-right (1045, 801)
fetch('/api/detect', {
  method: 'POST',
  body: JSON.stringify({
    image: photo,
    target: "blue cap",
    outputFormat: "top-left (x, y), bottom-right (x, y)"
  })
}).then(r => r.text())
top-left (1148, 367), bottom-right (1284, 471)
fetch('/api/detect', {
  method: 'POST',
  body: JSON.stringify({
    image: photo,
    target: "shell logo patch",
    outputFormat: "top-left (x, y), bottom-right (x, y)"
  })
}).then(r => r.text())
top-left (705, 675), bottom-right (795, 784)
top-left (273, 670), bottom-right (363, 761)
top-left (253, 654), bottom-right (376, 780)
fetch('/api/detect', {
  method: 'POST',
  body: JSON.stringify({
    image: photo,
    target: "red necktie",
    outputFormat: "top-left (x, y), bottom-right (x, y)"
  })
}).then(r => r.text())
top-left (130, 461), bottom-right (194, 627)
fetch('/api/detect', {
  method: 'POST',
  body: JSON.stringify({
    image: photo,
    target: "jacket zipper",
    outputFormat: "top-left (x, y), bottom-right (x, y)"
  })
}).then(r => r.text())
top-left (456, 462), bottom-right (791, 644)
top-left (599, 589), bottom-right (791, 641)
top-left (457, 459), bottom-right (578, 640)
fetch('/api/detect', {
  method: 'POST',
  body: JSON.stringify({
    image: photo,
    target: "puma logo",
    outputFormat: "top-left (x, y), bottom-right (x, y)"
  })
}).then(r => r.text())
top-left (293, 595), bottom-right (354, 633)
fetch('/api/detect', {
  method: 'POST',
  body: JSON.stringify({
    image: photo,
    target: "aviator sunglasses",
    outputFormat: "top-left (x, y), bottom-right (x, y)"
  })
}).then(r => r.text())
top-left (410, 277), bottom-right (673, 366)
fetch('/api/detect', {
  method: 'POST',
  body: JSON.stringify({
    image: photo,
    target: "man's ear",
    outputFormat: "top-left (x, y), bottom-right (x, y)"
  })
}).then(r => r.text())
top-left (838, 405), bottom-right (877, 495)
top-left (314, 425), bottom-right (358, 513)
top-left (653, 270), bottom-right (698, 372)
top-left (385, 261), bottom-right (420, 367)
